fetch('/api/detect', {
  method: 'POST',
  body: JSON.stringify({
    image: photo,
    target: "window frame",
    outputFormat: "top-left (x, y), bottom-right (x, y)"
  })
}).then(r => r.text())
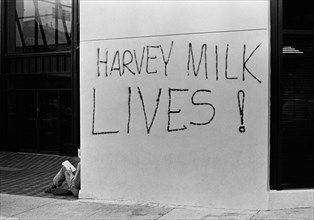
top-left (270, 0), bottom-right (283, 190)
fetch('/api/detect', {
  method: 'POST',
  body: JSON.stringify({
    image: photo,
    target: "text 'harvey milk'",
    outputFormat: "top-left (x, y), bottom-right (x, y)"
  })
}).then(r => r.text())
top-left (92, 41), bottom-right (263, 135)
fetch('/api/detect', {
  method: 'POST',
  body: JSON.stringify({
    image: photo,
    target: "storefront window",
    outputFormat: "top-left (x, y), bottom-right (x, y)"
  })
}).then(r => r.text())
top-left (271, 0), bottom-right (314, 189)
top-left (7, 0), bottom-right (72, 53)
top-left (280, 1), bottom-right (314, 188)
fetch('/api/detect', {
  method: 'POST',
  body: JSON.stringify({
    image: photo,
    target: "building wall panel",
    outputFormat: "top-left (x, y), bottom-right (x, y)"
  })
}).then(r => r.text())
top-left (80, 0), bottom-right (270, 209)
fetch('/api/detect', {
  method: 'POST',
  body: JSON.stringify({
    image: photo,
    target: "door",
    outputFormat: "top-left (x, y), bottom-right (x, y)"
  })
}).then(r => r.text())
top-left (271, 0), bottom-right (314, 189)
top-left (17, 90), bottom-right (60, 154)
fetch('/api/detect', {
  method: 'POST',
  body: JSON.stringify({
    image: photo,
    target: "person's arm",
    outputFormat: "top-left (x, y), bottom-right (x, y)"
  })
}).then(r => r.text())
top-left (72, 162), bottom-right (81, 188)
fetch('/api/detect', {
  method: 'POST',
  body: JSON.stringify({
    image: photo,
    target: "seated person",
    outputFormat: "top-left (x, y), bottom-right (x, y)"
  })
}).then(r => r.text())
top-left (45, 150), bottom-right (81, 197)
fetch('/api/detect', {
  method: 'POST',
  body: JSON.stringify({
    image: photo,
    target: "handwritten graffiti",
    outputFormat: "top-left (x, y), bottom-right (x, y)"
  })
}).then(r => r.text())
top-left (97, 42), bottom-right (174, 77)
top-left (92, 87), bottom-right (216, 135)
top-left (93, 41), bottom-right (262, 135)
top-left (237, 90), bottom-right (246, 133)
top-left (97, 42), bottom-right (262, 83)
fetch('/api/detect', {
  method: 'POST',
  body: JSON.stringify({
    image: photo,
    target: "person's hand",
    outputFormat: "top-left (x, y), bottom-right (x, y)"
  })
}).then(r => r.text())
top-left (78, 148), bottom-right (81, 159)
top-left (65, 168), bottom-right (73, 175)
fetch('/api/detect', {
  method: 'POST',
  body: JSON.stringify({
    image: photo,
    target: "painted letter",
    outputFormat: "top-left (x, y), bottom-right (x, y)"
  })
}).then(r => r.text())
top-left (187, 43), bottom-right (208, 79)
top-left (190, 89), bottom-right (215, 126)
top-left (167, 88), bottom-right (188, 132)
top-left (110, 50), bottom-right (122, 76)
top-left (243, 43), bottom-right (262, 83)
top-left (160, 41), bottom-right (174, 76)
top-left (138, 87), bottom-right (162, 134)
top-left (146, 45), bottom-right (159, 74)
top-left (97, 48), bottom-right (108, 77)
top-left (92, 88), bottom-right (119, 135)
top-left (225, 44), bottom-right (237, 80)
top-left (122, 50), bottom-right (136, 75)
top-left (134, 47), bottom-right (146, 74)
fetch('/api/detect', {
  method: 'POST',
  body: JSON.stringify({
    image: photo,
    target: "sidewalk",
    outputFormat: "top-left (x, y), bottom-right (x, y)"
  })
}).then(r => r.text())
top-left (1, 193), bottom-right (313, 220)
top-left (0, 151), bottom-right (313, 219)
top-left (0, 151), bottom-right (79, 199)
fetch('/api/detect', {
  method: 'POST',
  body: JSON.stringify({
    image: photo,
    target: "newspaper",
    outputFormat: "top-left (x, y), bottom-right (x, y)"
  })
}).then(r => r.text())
top-left (62, 160), bottom-right (76, 172)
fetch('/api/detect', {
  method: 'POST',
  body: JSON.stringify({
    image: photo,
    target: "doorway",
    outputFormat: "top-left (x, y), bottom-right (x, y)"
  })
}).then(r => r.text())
top-left (16, 90), bottom-right (73, 154)
top-left (271, 0), bottom-right (314, 189)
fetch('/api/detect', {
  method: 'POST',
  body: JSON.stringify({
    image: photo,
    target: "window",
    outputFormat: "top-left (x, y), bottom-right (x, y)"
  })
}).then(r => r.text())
top-left (6, 0), bottom-right (72, 53)
top-left (271, 0), bottom-right (314, 189)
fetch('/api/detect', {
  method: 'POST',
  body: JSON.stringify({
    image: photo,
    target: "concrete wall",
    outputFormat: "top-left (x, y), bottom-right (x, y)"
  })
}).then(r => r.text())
top-left (80, 0), bottom-right (270, 209)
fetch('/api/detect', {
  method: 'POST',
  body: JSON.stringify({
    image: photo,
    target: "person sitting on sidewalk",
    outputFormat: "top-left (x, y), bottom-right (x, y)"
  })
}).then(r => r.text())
top-left (45, 149), bottom-right (81, 197)
top-left (45, 161), bottom-right (80, 197)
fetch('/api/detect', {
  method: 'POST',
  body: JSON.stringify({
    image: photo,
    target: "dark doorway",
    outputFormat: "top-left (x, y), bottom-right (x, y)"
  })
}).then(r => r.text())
top-left (271, 0), bottom-right (314, 189)
top-left (16, 90), bottom-right (73, 154)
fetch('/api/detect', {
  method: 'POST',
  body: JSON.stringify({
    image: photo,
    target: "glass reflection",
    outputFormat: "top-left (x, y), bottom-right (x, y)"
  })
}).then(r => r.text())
top-left (15, 0), bottom-right (72, 52)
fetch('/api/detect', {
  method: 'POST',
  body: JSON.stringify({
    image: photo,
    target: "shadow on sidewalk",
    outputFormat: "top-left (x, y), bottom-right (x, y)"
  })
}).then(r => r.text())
top-left (0, 151), bottom-right (79, 200)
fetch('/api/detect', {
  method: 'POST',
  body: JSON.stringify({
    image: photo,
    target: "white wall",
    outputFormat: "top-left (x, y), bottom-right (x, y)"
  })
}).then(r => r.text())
top-left (80, 0), bottom-right (270, 209)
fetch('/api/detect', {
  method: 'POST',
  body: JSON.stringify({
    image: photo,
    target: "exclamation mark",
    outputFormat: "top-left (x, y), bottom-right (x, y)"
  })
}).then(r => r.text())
top-left (237, 90), bottom-right (246, 133)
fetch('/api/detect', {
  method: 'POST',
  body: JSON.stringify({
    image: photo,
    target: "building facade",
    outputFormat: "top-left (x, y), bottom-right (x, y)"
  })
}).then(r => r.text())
top-left (1, 0), bottom-right (313, 209)
top-left (1, 0), bottom-right (79, 156)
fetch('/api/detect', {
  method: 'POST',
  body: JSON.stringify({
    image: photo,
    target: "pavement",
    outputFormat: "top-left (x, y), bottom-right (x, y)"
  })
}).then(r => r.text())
top-left (1, 193), bottom-right (314, 220)
top-left (0, 151), bottom-right (313, 219)
top-left (0, 151), bottom-right (80, 200)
